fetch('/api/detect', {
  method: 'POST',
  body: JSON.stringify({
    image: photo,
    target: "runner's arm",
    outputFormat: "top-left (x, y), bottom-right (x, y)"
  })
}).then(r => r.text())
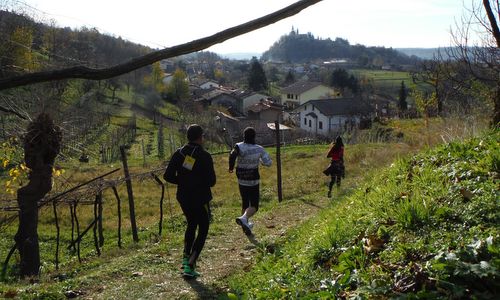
top-left (260, 149), bottom-right (272, 167)
top-left (228, 145), bottom-right (240, 172)
top-left (163, 151), bottom-right (181, 184)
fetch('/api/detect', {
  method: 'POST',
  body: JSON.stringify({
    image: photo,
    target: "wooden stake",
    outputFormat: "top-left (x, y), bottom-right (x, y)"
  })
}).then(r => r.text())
top-left (52, 200), bottom-right (60, 269)
top-left (97, 188), bottom-right (104, 247)
top-left (112, 186), bottom-right (122, 248)
top-left (152, 174), bottom-right (165, 237)
top-left (93, 195), bottom-right (101, 256)
top-left (275, 120), bottom-right (283, 202)
top-left (120, 145), bottom-right (139, 242)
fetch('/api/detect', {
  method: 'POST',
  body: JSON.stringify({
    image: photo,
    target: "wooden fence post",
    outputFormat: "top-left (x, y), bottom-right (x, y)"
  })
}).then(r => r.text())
top-left (112, 186), bottom-right (122, 248)
top-left (120, 145), bottom-right (139, 242)
top-left (93, 194), bottom-right (101, 256)
top-left (97, 187), bottom-right (104, 247)
top-left (275, 120), bottom-right (283, 202)
top-left (73, 203), bottom-right (81, 263)
top-left (69, 203), bottom-right (75, 253)
top-left (152, 174), bottom-right (165, 237)
top-left (141, 139), bottom-right (146, 167)
top-left (52, 200), bottom-right (60, 269)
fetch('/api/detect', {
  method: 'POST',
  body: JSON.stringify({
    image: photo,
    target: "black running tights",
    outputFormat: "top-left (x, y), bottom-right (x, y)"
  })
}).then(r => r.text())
top-left (179, 202), bottom-right (210, 265)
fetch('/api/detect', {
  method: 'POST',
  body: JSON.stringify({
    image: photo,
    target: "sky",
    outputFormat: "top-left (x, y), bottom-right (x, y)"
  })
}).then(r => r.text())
top-left (12, 0), bottom-right (474, 54)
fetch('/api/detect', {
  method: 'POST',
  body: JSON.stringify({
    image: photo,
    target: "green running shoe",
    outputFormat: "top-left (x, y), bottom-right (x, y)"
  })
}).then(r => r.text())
top-left (182, 264), bottom-right (200, 279)
top-left (180, 256), bottom-right (189, 270)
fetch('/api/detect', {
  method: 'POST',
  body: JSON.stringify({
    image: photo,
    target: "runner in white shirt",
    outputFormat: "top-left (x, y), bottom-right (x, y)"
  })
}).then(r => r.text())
top-left (228, 127), bottom-right (272, 236)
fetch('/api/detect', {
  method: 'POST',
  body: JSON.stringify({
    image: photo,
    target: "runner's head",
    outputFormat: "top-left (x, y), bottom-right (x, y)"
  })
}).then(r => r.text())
top-left (243, 127), bottom-right (256, 144)
top-left (187, 124), bottom-right (204, 143)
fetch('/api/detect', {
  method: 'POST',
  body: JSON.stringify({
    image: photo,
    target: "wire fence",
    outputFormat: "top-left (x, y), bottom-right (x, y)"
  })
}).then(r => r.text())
top-left (0, 162), bottom-right (170, 277)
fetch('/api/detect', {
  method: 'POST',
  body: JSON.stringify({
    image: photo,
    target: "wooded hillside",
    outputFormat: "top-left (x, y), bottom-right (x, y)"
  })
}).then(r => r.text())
top-left (262, 29), bottom-right (420, 66)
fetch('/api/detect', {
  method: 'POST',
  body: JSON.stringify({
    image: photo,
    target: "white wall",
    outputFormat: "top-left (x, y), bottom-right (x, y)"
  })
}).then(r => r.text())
top-left (298, 103), bottom-right (362, 136)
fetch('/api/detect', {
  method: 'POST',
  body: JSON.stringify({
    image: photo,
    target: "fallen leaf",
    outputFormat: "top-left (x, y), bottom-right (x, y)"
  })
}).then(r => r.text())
top-left (459, 188), bottom-right (474, 201)
top-left (3, 290), bottom-right (18, 298)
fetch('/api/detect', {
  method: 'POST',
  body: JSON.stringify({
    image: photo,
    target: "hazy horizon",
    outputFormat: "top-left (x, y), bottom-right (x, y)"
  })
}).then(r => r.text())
top-left (10, 0), bottom-right (477, 54)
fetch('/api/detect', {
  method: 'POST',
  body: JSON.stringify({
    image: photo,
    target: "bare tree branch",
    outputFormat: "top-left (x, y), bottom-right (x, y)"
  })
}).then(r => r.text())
top-left (0, 0), bottom-right (322, 91)
top-left (0, 104), bottom-right (27, 119)
top-left (483, 0), bottom-right (500, 47)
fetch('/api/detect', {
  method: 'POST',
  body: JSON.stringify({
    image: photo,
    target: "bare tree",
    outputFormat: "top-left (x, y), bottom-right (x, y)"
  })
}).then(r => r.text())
top-left (448, 0), bottom-right (500, 125)
top-left (0, 0), bottom-right (322, 91)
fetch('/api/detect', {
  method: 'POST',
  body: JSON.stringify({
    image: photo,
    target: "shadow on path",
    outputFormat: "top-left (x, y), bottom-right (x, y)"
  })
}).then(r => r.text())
top-left (184, 277), bottom-right (218, 299)
top-left (299, 198), bottom-right (325, 209)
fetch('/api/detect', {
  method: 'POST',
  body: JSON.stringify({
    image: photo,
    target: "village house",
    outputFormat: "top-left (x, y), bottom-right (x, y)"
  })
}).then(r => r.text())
top-left (370, 93), bottom-right (396, 118)
top-left (246, 99), bottom-right (283, 123)
top-left (162, 74), bottom-right (174, 85)
top-left (231, 90), bottom-right (271, 115)
top-left (192, 88), bottom-right (242, 116)
top-left (293, 98), bottom-right (372, 136)
top-left (199, 80), bottom-right (220, 89)
top-left (280, 81), bottom-right (338, 110)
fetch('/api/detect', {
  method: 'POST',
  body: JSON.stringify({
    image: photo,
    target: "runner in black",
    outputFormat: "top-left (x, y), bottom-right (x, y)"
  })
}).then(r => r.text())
top-left (164, 124), bottom-right (216, 278)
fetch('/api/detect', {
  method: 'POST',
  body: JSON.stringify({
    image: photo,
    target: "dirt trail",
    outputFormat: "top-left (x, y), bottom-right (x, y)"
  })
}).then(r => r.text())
top-left (88, 193), bottom-right (332, 300)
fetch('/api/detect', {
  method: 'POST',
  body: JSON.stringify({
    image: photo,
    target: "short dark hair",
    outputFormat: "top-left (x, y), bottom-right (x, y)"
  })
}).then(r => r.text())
top-left (187, 124), bottom-right (203, 142)
top-left (243, 127), bottom-right (256, 144)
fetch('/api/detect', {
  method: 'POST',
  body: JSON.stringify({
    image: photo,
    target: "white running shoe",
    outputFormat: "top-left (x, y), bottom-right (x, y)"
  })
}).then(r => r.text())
top-left (236, 216), bottom-right (252, 236)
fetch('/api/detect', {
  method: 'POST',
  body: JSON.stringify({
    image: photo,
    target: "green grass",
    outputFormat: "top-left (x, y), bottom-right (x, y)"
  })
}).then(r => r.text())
top-left (350, 69), bottom-right (429, 97)
top-left (225, 128), bottom-right (499, 299)
top-left (0, 117), bottom-right (493, 299)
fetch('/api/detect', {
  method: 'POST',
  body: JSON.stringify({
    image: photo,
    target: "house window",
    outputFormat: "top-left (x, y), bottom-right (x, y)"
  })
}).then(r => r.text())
top-left (319, 121), bottom-right (323, 129)
top-left (295, 95), bottom-right (298, 100)
top-left (309, 120), bottom-right (312, 127)
top-left (304, 105), bottom-right (307, 110)
top-left (287, 94), bottom-right (292, 99)
top-left (304, 118), bottom-right (307, 125)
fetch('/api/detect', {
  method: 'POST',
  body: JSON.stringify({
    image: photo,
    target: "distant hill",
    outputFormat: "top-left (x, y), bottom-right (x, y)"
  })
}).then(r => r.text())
top-left (219, 52), bottom-right (262, 60)
top-left (396, 48), bottom-right (453, 60)
top-left (262, 29), bottom-right (419, 67)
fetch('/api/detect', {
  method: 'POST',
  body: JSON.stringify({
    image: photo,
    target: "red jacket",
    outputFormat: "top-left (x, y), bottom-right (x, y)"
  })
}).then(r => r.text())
top-left (327, 146), bottom-right (344, 161)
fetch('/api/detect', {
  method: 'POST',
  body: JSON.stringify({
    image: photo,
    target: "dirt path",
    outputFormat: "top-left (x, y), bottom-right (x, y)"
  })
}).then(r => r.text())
top-left (87, 193), bottom-right (332, 300)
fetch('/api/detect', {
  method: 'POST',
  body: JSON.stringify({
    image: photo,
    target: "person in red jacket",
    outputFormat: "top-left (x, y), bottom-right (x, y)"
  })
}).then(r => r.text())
top-left (325, 136), bottom-right (344, 198)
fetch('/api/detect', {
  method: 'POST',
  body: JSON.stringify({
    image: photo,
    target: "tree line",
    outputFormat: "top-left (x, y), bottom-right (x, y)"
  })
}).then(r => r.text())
top-left (261, 29), bottom-right (420, 67)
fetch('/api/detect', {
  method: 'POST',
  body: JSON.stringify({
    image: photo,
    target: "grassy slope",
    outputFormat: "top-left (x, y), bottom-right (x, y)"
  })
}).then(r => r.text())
top-left (226, 129), bottom-right (499, 299)
top-left (0, 118), bottom-right (492, 299)
top-left (0, 133), bottom-right (418, 298)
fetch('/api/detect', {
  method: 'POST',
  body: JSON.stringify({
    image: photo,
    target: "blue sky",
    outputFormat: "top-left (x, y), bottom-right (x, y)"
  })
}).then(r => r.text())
top-left (15, 0), bottom-right (474, 54)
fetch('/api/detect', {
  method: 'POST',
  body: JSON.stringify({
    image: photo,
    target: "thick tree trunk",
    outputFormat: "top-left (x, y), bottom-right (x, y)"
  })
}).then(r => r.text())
top-left (14, 165), bottom-right (52, 277)
top-left (14, 113), bottom-right (61, 278)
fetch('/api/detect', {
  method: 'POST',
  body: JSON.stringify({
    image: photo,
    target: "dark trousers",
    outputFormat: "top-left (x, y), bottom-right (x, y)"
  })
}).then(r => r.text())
top-left (179, 201), bottom-right (210, 265)
top-left (239, 184), bottom-right (260, 212)
top-left (329, 175), bottom-right (341, 191)
top-left (328, 161), bottom-right (343, 192)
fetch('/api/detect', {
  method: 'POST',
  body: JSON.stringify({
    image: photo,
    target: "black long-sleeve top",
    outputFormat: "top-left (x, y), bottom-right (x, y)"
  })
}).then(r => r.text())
top-left (164, 143), bottom-right (216, 205)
